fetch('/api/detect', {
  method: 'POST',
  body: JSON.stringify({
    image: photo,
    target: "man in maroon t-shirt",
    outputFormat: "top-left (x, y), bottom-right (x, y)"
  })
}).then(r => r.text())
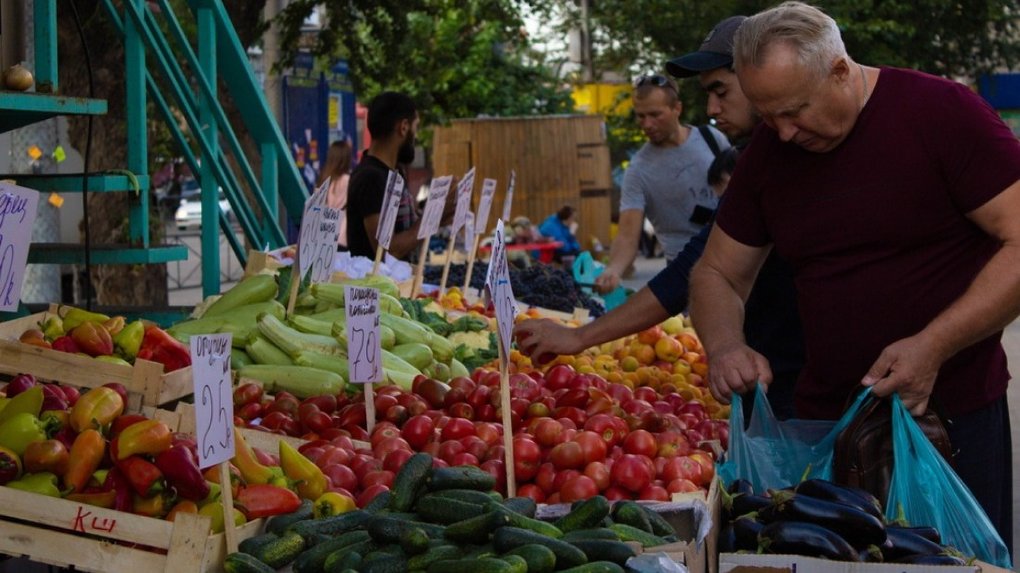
top-left (689, 2), bottom-right (1020, 551)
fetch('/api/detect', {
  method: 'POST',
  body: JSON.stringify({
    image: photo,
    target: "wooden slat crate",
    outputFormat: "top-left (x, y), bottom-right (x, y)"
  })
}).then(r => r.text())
top-left (0, 306), bottom-right (193, 410)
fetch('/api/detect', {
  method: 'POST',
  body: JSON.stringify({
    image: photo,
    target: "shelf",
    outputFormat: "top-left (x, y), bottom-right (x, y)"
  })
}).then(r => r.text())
top-left (7, 173), bottom-right (149, 194)
top-left (28, 243), bottom-right (188, 265)
top-left (0, 91), bottom-right (107, 133)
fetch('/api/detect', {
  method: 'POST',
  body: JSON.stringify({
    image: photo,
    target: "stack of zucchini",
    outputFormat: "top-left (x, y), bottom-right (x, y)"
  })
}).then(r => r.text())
top-left (224, 453), bottom-right (682, 573)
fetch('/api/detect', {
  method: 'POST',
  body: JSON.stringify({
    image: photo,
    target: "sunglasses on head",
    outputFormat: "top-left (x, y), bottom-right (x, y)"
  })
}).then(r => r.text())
top-left (634, 74), bottom-right (677, 91)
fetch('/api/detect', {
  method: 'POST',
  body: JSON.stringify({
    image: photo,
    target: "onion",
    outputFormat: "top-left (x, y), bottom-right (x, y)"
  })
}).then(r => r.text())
top-left (4, 64), bottom-right (34, 91)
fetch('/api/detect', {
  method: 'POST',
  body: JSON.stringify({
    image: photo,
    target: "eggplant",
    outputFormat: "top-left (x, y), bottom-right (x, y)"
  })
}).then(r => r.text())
top-left (718, 523), bottom-right (738, 553)
top-left (886, 524), bottom-right (941, 544)
top-left (732, 514), bottom-right (765, 551)
top-left (759, 493), bottom-right (886, 547)
top-left (858, 545), bottom-right (884, 562)
top-left (731, 494), bottom-right (772, 517)
top-left (794, 479), bottom-right (884, 521)
top-left (758, 521), bottom-right (860, 562)
top-left (727, 479), bottom-right (755, 497)
top-left (880, 527), bottom-right (944, 561)
top-left (895, 553), bottom-right (967, 565)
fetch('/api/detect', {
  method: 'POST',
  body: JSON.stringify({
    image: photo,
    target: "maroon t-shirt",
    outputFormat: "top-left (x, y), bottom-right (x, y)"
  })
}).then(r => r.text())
top-left (717, 67), bottom-right (1020, 419)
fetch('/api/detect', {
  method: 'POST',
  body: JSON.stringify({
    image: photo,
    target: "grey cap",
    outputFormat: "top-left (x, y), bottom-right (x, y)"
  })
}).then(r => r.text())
top-left (666, 16), bottom-right (747, 78)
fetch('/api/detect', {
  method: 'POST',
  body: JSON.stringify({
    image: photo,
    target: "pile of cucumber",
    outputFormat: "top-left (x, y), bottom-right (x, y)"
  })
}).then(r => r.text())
top-left (223, 453), bottom-right (682, 573)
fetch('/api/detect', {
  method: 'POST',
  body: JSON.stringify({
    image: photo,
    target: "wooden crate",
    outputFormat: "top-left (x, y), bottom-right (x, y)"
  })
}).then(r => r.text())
top-left (0, 307), bottom-right (193, 410)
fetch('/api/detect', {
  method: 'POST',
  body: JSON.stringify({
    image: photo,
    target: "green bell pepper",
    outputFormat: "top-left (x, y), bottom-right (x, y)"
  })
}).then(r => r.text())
top-left (7, 472), bottom-right (63, 497)
top-left (0, 413), bottom-right (58, 456)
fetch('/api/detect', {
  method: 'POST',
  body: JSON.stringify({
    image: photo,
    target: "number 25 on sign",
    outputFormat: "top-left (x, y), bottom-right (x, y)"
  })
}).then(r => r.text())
top-left (190, 333), bottom-right (235, 468)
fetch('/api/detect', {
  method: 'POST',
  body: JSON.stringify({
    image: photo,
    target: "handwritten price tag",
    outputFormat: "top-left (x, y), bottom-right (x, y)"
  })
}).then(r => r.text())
top-left (0, 184), bottom-right (40, 312)
top-left (376, 171), bottom-right (405, 251)
top-left (475, 178), bottom-right (497, 233)
top-left (485, 219), bottom-right (518, 363)
top-left (501, 170), bottom-right (516, 223)
top-left (345, 286), bottom-right (382, 383)
top-left (298, 180), bottom-right (341, 284)
top-left (464, 211), bottom-right (475, 254)
top-left (190, 333), bottom-right (234, 469)
top-left (451, 167), bottom-right (476, 235)
top-left (417, 175), bottom-right (453, 239)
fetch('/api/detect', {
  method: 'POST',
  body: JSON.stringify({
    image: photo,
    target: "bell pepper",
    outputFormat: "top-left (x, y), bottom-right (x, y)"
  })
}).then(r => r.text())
top-left (113, 320), bottom-right (145, 361)
top-left (66, 490), bottom-right (117, 509)
top-left (41, 316), bottom-right (64, 341)
top-left (0, 413), bottom-right (59, 456)
top-left (18, 329), bottom-right (51, 349)
top-left (100, 467), bottom-right (134, 512)
top-left (313, 491), bottom-right (357, 519)
top-left (0, 385), bottom-right (44, 426)
top-left (202, 465), bottom-right (239, 499)
top-left (40, 409), bottom-right (68, 433)
top-left (116, 455), bottom-right (165, 497)
top-left (70, 322), bottom-right (114, 357)
top-left (115, 419), bottom-right (171, 460)
top-left (7, 472), bottom-right (63, 497)
top-left (132, 490), bottom-right (175, 518)
top-left (108, 414), bottom-right (148, 440)
top-left (51, 335), bottom-right (80, 354)
top-left (279, 440), bottom-right (327, 501)
top-left (51, 425), bottom-right (78, 451)
top-left (155, 444), bottom-right (210, 501)
top-left (199, 500), bottom-right (246, 533)
top-left (23, 439), bottom-right (69, 475)
top-left (136, 325), bottom-right (191, 372)
top-left (65, 429), bottom-right (106, 493)
top-left (59, 306), bottom-right (110, 332)
top-left (102, 316), bottom-right (126, 336)
top-left (235, 484), bottom-right (302, 518)
top-left (231, 427), bottom-right (285, 486)
top-left (166, 499), bottom-right (199, 521)
top-left (69, 387), bottom-right (124, 433)
top-left (0, 445), bottom-right (23, 485)
top-left (0, 398), bottom-right (9, 415)
top-left (95, 356), bottom-right (131, 367)
top-left (91, 469), bottom-right (109, 488)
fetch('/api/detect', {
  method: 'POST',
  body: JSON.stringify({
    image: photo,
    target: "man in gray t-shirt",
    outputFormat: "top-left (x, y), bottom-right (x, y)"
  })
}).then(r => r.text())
top-left (596, 74), bottom-right (729, 293)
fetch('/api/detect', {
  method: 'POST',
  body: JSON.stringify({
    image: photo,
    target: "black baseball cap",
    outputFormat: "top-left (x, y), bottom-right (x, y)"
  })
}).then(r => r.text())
top-left (666, 16), bottom-right (746, 78)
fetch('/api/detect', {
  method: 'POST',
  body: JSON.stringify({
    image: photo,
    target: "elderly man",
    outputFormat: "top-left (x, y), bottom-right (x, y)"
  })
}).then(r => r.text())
top-left (690, 1), bottom-right (1020, 549)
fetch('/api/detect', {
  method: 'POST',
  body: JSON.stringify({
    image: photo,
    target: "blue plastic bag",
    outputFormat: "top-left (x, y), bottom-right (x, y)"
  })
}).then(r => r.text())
top-left (886, 394), bottom-right (1012, 567)
top-left (718, 385), bottom-right (872, 492)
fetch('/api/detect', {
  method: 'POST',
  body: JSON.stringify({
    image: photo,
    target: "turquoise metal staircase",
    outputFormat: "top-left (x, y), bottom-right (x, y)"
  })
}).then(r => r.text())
top-left (0, 0), bottom-right (308, 306)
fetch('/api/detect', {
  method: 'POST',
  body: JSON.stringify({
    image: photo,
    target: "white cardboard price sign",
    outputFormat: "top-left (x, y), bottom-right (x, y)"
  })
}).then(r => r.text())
top-left (345, 286), bottom-right (382, 383)
top-left (464, 211), bottom-right (475, 254)
top-left (501, 170), bottom-right (516, 224)
top-left (190, 333), bottom-right (235, 469)
top-left (298, 180), bottom-right (342, 284)
top-left (417, 175), bottom-right (453, 239)
top-left (376, 171), bottom-right (405, 251)
top-left (451, 167), bottom-right (476, 235)
top-left (485, 219), bottom-right (518, 363)
top-left (475, 178), bottom-right (497, 233)
top-left (0, 184), bottom-right (40, 312)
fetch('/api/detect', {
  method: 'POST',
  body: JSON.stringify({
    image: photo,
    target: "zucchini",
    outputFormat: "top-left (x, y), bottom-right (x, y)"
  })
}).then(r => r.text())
top-left (204, 275), bottom-right (278, 317)
top-left (566, 539), bottom-right (637, 566)
top-left (428, 466), bottom-right (496, 492)
top-left (556, 495), bottom-right (610, 533)
top-left (292, 530), bottom-right (371, 573)
top-left (267, 499), bottom-right (314, 535)
top-left (248, 531), bottom-right (305, 569)
top-left (562, 528), bottom-right (621, 542)
top-left (258, 312), bottom-right (341, 357)
top-left (407, 544), bottom-right (463, 571)
top-left (390, 452), bottom-right (434, 512)
top-left (504, 544), bottom-right (556, 573)
top-left (501, 496), bottom-right (537, 518)
top-left (608, 523), bottom-right (669, 547)
top-left (238, 532), bottom-right (278, 556)
top-left (237, 364), bottom-right (344, 398)
top-left (444, 509), bottom-right (510, 545)
top-left (557, 562), bottom-right (626, 573)
top-left (392, 342), bottom-right (435, 370)
top-left (245, 333), bottom-right (295, 365)
top-left (223, 551), bottom-right (277, 573)
top-left (415, 496), bottom-right (486, 524)
top-left (231, 347), bottom-right (254, 367)
top-left (288, 510), bottom-right (370, 540)
top-left (493, 526), bottom-right (588, 568)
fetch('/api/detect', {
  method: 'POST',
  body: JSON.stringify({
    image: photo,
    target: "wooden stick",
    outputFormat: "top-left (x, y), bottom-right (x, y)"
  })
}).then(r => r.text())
top-left (372, 245), bottom-right (384, 275)
top-left (285, 265), bottom-right (302, 318)
top-left (411, 238), bottom-right (430, 298)
top-left (364, 382), bottom-right (376, 434)
top-left (462, 235), bottom-right (482, 292)
top-left (497, 340), bottom-right (516, 498)
top-left (219, 461), bottom-right (238, 554)
top-left (438, 233), bottom-right (458, 295)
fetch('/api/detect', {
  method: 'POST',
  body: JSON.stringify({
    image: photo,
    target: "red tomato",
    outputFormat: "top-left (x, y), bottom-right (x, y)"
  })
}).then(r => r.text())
top-left (373, 394), bottom-right (399, 418)
top-left (351, 455), bottom-right (382, 482)
top-left (437, 440), bottom-right (465, 464)
top-left (517, 483), bottom-right (546, 503)
top-left (549, 441), bottom-right (585, 471)
top-left (337, 403), bottom-right (367, 428)
top-left (304, 394), bottom-right (338, 414)
top-left (638, 484), bottom-right (670, 501)
top-left (361, 469), bottom-right (395, 489)
top-left (317, 446), bottom-right (353, 469)
top-left (535, 462), bottom-right (557, 495)
top-left (233, 383), bottom-right (263, 406)
top-left (583, 461), bottom-right (611, 491)
top-left (603, 485), bottom-right (633, 501)
top-left (323, 463), bottom-right (358, 491)
top-left (688, 451), bottom-right (716, 486)
top-left (479, 459), bottom-right (507, 495)
top-left (611, 454), bottom-right (654, 493)
top-left (260, 411), bottom-right (292, 431)
top-left (447, 402), bottom-right (475, 420)
top-left (544, 364), bottom-right (576, 390)
top-left (533, 418), bottom-right (565, 448)
top-left (512, 437), bottom-right (542, 481)
top-left (474, 422), bottom-right (501, 446)
top-left (450, 452), bottom-right (480, 467)
top-left (467, 385), bottom-right (492, 410)
top-left (449, 376), bottom-right (477, 394)
top-left (370, 423), bottom-right (400, 448)
top-left (458, 436), bottom-right (489, 460)
top-left (401, 415), bottom-right (436, 451)
top-left (572, 431), bottom-right (608, 465)
top-left (661, 456), bottom-right (703, 484)
top-left (623, 429), bottom-right (658, 457)
top-left (556, 389), bottom-right (589, 409)
top-left (356, 484), bottom-right (390, 508)
top-left (303, 411), bottom-right (335, 434)
top-left (552, 469), bottom-right (581, 493)
top-left (509, 373), bottom-right (541, 401)
top-left (560, 475), bottom-right (599, 503)
top-left (667, 478), bottom-right (700, 494)
top-left (553, 407), bottom-right (586, 427)
top-left (373, 436), bottom-right (411, 460)
top-left (383, 449), bottom-right (415, 473)
top-left (441, 418), bottom-right (476, 441)
top-left (483, 445), bottom-right (506, 463)
top-left (584, 414), bottom-right (621, 449)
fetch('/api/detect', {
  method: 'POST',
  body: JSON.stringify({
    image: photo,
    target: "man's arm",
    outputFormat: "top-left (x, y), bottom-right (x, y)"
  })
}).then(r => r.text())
top-left (689, 226), bottom-right (771, 404)
top-left (363, 213), bottom-right (422, 259)
top-left (647, 221), bottom-right (711, 315)
top-left (864, 178), bottom-right (1020, 414)
top-left (596, 209), bottom-right (643, 293)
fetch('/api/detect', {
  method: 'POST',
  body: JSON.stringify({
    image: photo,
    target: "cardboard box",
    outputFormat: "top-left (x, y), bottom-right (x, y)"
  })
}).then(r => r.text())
top-left (719, 553), bottom-right (1014, 573)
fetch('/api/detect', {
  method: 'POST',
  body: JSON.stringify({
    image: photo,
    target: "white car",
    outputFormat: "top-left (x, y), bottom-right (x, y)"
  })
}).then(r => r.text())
top-left (175, 190), bottom-right (233, 230)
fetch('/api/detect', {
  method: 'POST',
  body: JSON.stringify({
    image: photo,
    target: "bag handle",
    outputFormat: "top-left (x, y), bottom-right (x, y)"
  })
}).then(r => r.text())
top-left (698, 125), bottom-right (722, 158)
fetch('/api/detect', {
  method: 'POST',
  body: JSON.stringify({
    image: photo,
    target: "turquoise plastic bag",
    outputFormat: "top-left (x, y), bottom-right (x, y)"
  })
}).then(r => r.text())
top-left (718, 385), bottom-right (872, 492)
top-left (886, 394), bottom-right (1011, 567)
top-left (571, 252), bottom-right (628, 310)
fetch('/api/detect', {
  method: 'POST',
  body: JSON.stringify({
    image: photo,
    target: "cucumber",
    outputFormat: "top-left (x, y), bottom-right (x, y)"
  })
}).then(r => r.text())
top-left (360, 553), bottom-right (407, 573)
top-left (363, 491), bottom-right (393, 513)
top-left (223, 552), bottom-right (277, 573)
top-left (611, 501), bottom-right (652, 533)
top-left (500, 554), bottom-right (529, 573)
top-left (401, 527), bottom-right (432, 556)
top-left (427, 557), bottom-right (515, 573)
top-left (566, 539), bottom-right (637, 566)
top-left (501, 496), bottom-right (537, 518)
top-left (427, 488), bottom-right (501, 506)
top-left (488, 502), bottom-right (564, 538)
top-left (267, 499), bottom-right (315, 534)
top-left (639, 504), bottom-right (676, 537)
top-left (288, 510), bottom-right (371, 540)
top-left (292, 530), bottom-right (371, 573)
top-left (415, 496), bottom-right (486, 524)
top-left (238, 532), bottom-right (278, 556)
top-left (562, 528), bottom-right (621, 542)
top-left (407, 544), bottom-right (463, 571)
top-left (493, 526), bottom-right (588, 568)
top-left (504, 544), bottom-right (556, 573)
top-left (248, 531), bottom-right (306, 569)
top-left (324, 540), bottom-right (376, 573)
top-left (556, 495), bottom-right (611, 533)
top-left (428, 465), bottom-right (497, 491)
top-left (558, 562), bottom-right (626, 573)
top-left (608, 523), bottom-right (669, 547)
top-left (367, 514), bottom-right (446, 543)
top-left (444, 510), bottom-right (510, 545)
top-left (390, 452), bottom-right (434, 512)
top-left (325, 550), bottom-right (363, 573)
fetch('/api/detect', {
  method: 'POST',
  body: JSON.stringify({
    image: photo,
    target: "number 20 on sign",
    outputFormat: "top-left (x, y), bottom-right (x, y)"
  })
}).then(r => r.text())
top-left (190, 333), bottom-right (235, 468)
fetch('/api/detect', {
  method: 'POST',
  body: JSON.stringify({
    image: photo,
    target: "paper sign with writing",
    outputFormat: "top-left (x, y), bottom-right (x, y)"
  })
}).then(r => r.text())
top-left (417, 175), bottom-right (453, 239)
top-left (0, 183), bottom-right (40, 312)
top-left (190, 333), bottom-right (235, 468)
top-left (451, 167), bottom-right (476, 235)
top-left (376, 171), bottom-right (405, 251)
top-left (345, 286), bottom-right (382, 383)
top-left (298, 179), bottom-right (341, 283)
top-left (475, 178), bottom-right (497, 233)
top-left (501, 170), bottom-right (516, 223)
top-left (464, 211), bottom-right (475, 253)
top-left (485, 219), bottom-right (518, 363)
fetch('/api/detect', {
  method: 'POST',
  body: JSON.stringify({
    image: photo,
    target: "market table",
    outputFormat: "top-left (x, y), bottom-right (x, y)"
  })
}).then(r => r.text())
top-left (480, 240), bottom-right (563, 263)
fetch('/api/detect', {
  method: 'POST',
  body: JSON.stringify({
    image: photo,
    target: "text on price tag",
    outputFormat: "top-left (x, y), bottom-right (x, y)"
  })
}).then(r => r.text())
top-left (298, 180), bottom-right (342, 284)
top-left (190, 333), bottom-right (234, 469)
top-left (417, 175), bottom-right (453, 239)
top-left (474, 178), bottom-right (497, 233)
top-left (345, 286), bottom-right (382, 383)
top-left (464, 211), bottom-right (475, 254)
top-left (376, 171), bottom-right (405, 251)
top-left (0, 184), bottom-right (40, 312)
top-left (501, 170), bottom-right (516, 223)
top-left (451, 167), bottom-right (476, 235)
top-left (485, 219), bottom-right (518, 362)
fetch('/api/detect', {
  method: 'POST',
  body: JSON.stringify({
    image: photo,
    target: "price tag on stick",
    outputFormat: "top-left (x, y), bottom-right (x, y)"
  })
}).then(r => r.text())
top-left (0, 184), bottom-right (40, 312)
top-left (417, 176), bottom-right (453, 240)
top-left (451, 167), bottom-right (476, 236)
top-left (345, 286), bottom-right (382, 433)
top-left (475, 178), bottom-right (497, 234)
top-left (501, 170), bottom-right (516, 224)
top-left (485, 220), bottom-right (519, 497)
top-left (191, 333), bottom-right (235, 468)
top-left (376, 171), bottom-right (405, 251)
top-left (298, 179), bottom-right (341, 284)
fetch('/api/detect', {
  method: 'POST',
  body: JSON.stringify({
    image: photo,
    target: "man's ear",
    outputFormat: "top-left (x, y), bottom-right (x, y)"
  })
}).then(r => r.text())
top-left (831, 56), bottom-right (852, 84)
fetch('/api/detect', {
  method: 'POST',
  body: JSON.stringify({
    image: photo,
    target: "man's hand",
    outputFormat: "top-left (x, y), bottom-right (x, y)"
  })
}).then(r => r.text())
top-left (705, 342), bottom-right (773, 404)
top-left (861, 334), bottom-right (942, 415)
top-left (513, 319), bottom-right (587, 363)
top-left (440, 179), bottom-right (459, 226)
top-left (594, 269), bottom-right (621, 294)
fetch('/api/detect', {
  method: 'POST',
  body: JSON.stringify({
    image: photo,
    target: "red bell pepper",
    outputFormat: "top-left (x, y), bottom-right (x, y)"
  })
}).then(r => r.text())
top-left (65, 429), bottom-right (106, 493)
top-left (101, 467), bottom-right (134, 512)
top-left (235, 484), bottom-right (301, 519)
top-left (66, 490), bottom-right (117, 509)
top-left (70, 322), bottom-right (114, 357)
top-left (136, 325), bottom-right (191, 372)
top-left (116, 455), bottom-right (166, 497)
top-left (115, 419), bottom-right (172, 460)
top-left (108, 414), bottom-right (148, 440)
top-left (155, 444), bottom-right (210, 501)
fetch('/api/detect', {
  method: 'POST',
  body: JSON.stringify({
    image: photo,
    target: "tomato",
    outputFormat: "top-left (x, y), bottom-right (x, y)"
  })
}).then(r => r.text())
top-left (337, 403), bottom-right (367, 428)
top-left (260, 411), bottom-right (292, 431)
top-left (474, 422), bottom-right (501, 446)
top-left (450, 452), bottom-right (480, 467)
top-left (549, 441), bottom-right (585, 471)
top-left (361, 469), bottom-right (395, 489)
top-left (667, 478), bottom-right (700, 494)
top-left (509, 373), bottom-right (540, 401)
top-left (383, 449), bottom-right (415, 473)
top-left (415, 379), bottom-right (451, 409)
top-left (688, 451), bottom-right (716, 486)
top-left (517, 483), bottom-right (546, 503)
top-left (661, 456), bottom-right (702, 484)
top-left (350, 455), bottom-right (382, 482)
top-left (583, 461), bottom-right (610, 491)
top-left (447, 402), bottom-right (475, 420)
top-left (232, 383), bottom-right (263, 406)
top-left (526, 402), bottom-right (551, 419)
top-left (533, 418), bottom-right (565, 448)
top-left (656, 431), bottom-right (692, 458)
top-left (479, 459), bottom-right (507, 495)
top-left (459, 436), bottom-right (489, 460)
top-left (639, 484), bottom-right (670, 501)
top-left (303, 411), bottom-right (335, 434)
top-left (304, 394), bottom-right (338, 414)
top-left (401, 415), bottom-right (435, 450)
top-left (603, 485), bottom-right (632, 501)
top-left (623, 429), bottom-right (658, 458)
top-left (512, 437), bottom-right (542, 481)
top-left (396, 393), bottom-right (428, 417)
top-left (323, 463), bottom-right (358, 491)
top-left (572, 431), bottom-right (608, 465)
top-left (437, 440), bottom-right (465, 464)
top-left (584, 414), bottom-right (622, 448)
top-left (356, 484), bottom-right (390, 508)
top-left (467, 385), bottom-right (492, 410)
top-left (370, 423), bottom-right (400, 448)
top-left (483, 445), bottom-right (506, 462)
top-left (373, 436), bottom-right (411, 460)
top-left (237, 402), bottom-right (262, 422)
top-left (553, 407), bottom-right (586, 427)
top-left (534, 462), bottom-right (557, 494)
top-left (633, 387), bottom-right (658, 404)
top-left (316, 446), bottom-right (353, 470)
top-left (606, 383), bottom-right (634, 405)
top-left (373, 394), bottom-right (399, 418)
top-left (556, 389), bottom-right (589, 409)
top-left (544, 364), bottom-right (576, 391)
top-left (560, 475), bottom-right (599, 503)
top-left (448, 376), bottom-right (476, 394)
top-left (441, 418), bottom-right (476, 441)
top-left (552, 469), bottom-right (581, 493)
top-left (611, 454), bottom-right (653, 493)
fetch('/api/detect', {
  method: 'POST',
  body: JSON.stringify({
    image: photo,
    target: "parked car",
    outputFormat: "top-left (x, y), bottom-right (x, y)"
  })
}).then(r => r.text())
top-left (174, 188), bottom-right (233, 230)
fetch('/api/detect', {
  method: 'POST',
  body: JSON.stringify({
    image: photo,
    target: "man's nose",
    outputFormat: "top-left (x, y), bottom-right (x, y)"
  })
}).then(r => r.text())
top-left (774, 118), bottom-right (798, 142)
top-left (706, 95), bottom-right (721, 118)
